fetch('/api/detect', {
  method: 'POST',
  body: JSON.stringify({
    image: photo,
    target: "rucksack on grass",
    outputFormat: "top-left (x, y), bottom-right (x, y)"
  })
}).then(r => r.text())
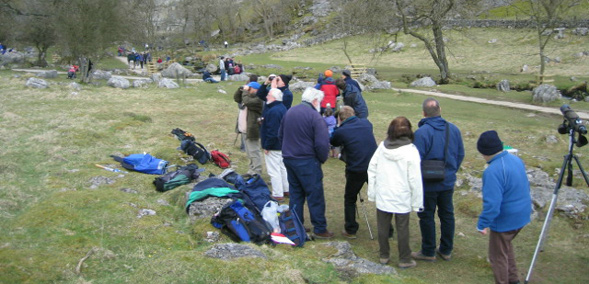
top-left (278, 205), bottom-right (309, 247)
top-left (111, 153), bottom-right (169, 175)
top-left (211, 150), bottom-right (231, 169)
top-left (153, 163), bottom-right (203, 192)
top-left (171, 128), bottom-right (195, 141)
top-left (179, 140), bottom-right (211, 164)
top-left (211, 199), bottom-right (272, 245)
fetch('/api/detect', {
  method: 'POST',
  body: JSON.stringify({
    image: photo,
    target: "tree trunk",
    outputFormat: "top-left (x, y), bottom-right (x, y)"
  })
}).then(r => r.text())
top-left (432, 22), bottom-right (450, 84)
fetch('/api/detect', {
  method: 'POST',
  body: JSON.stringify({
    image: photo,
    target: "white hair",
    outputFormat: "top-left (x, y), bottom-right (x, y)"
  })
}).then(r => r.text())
top-left (269, 88), bottom-right (283, 101)
top-left (301, 87), bottom-right (324, 104)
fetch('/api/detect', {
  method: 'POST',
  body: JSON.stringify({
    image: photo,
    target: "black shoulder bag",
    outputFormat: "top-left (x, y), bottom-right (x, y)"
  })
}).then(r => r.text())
top-left (420, 123), bottom-right (450, 182)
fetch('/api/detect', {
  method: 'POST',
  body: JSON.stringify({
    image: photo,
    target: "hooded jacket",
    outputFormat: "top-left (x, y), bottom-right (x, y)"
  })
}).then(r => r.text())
top-left (260, 100), bottom-right (287, 150)
top-left (367, 138), bottom-right (423, 213)
top-left (256, 84), bottom-right (294, 109)
top-left (320, 77), bottom-right (339, 108)
top-left (413, 116), bottom-right (465, 192)
top-left (342, 83), bottom-right (368, 119)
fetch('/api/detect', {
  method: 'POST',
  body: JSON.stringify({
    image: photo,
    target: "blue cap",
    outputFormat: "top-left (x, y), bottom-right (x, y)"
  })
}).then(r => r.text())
top-left (247, 82), bottom-right (261, 89)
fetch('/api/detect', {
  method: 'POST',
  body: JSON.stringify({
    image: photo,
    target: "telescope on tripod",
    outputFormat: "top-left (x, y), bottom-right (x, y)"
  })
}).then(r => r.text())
top-left (525, 105), bottom-right (589, 283)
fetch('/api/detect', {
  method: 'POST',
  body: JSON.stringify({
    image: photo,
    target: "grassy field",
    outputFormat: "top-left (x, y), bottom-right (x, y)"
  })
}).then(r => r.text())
top-left (1, 61), bottom-right (588, 283)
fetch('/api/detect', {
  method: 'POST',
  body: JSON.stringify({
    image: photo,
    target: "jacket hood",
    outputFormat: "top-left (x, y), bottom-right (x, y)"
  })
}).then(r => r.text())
top-left (381, 141), bottom-right (414, 161)
top-left (384, 137), bottom-right (411, 149)
top-left (418, 116), bottom-right (446, 131)
top-left (324, 77), bottom-right (336, 84)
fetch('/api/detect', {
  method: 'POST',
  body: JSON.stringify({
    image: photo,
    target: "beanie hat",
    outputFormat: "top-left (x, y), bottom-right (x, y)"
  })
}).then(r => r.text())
top-left (279, 74), bottom-right (292, 85)
top-left (342, 69), bottom-right (351, 77)
top-left (247, 81), bottom-right (261, 89)
top-left (477, 130), bottom-right (503, 155)
top-left (324, 70), bottom-right (333, 77)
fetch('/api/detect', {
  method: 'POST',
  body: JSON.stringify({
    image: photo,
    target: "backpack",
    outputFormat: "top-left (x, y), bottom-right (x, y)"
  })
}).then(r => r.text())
top-left (179, 139), bottom-right (211, 164)
top-left (234, 174), bottom-right (273, 212)
top-left (211, 199), bottom-right (272, 244)
top-left (153, 164), bottom-right (202, 192)
top-left (111, 153), bottom-right (169, 175)
top-left (278, 205), bottom-right (309, 247)
top-left (171, 128), bottom-right (195, 141)
top-left (211, 150), bottom-right (231, 169)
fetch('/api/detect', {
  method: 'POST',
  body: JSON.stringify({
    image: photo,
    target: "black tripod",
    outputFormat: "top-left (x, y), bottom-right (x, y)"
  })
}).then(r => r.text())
top-left (525, 128), bottom-right (589, 283)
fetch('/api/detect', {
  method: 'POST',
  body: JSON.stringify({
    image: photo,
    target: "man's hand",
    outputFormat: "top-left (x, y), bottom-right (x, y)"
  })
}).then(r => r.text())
top-left (478, 228), bottom-right (488, 235)
top-left (264, 150), bottom-right (269, 155)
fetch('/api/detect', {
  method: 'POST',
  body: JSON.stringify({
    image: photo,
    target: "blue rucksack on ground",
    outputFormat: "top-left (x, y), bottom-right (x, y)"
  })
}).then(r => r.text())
top-left (211, 199), bottom-right (272, 244)
top-left (233, 174), bottom-right (273, 212)
top-left (111, 153), bottom-right (169, 175)
top-left (278, 204), bottom-right (309, 247)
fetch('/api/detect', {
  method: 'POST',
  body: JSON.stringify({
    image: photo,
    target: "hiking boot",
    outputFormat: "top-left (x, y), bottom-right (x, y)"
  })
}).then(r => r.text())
top-left (341, 230), bottom-right (357, 239)
top-left (305, 227), bottom-right (311, 233)
top-left (313, 231), bottom-right (335, 239)
top-left (379, 258), bottom-right (389, 265)
top-left (436, 249), bottom-right (452, 261)
top-left (398, 260), bottom-right (417, 269)
top-left (411, 251), bottom-right (436, 262)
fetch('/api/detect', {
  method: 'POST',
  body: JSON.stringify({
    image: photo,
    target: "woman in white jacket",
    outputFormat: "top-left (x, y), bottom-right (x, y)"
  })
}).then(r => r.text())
top-left (368, 116), bottom-right (423, 268)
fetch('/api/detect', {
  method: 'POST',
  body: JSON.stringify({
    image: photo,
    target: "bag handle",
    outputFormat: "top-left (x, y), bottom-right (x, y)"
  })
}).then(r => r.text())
top-left (443, 123), bottom-right (450, 165)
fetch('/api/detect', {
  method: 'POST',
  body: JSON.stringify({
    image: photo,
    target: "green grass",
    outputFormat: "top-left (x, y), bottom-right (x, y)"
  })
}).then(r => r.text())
top-left (1, 66), bottom-right (588, 283)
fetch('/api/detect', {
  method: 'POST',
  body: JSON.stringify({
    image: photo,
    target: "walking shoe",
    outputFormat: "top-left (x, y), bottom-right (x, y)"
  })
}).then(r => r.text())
top-left (313, 231), bottom-right (335, 239)
top-left (436, 249), bottom-right (452, 261)
top-left (272, 196), bottom-right (284, 201)
top-left (341, 230), bottom-right (357, 239)
top-left (398, 260), bottom-right (417, 269)
top-left (284, 192), bottom-right (290, 197)
top-left (379, 258), bottom-right (389, 265)
top-left (304, 227), bottom-right (311, 233)
top-left (411, 251), bottom-right (436, 262)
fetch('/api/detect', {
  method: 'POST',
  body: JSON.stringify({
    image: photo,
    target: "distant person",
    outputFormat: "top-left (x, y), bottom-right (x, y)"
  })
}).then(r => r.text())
top-left (412, 98), bottom-right (464, 262)
top-left (260, 88), bottom-right (289, 200)
top-left (331, 106), bottom-right (378, 239)
top-left (367, 116), bottom-right (423, 269)
top-left (235, 81), bottom-right (264, 175)
top-left (320, 70), bottom-right (339, 114)
top-left (342, 69), bottom-right (361, 91)
top-left (335, 78), bottom-right (368, 118)
top-left (256, 74), bottom-right (294, 109)
top-left (224, 41), bottom-right (228, 48)
top-left (67, 65), bottom-right (78, 79)
top-left (279, 87), bottom-right (333, 239)
top-left (219, 56), bottom-right (226, 81)
top-left (476, 130), bottom-right (531, 284)
top-left (202, 70), bottom-right (218, 83)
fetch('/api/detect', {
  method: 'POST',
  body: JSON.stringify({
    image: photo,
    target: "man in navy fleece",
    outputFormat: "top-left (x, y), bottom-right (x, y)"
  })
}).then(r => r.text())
top-left (279, 87), bottom-right (333, 239)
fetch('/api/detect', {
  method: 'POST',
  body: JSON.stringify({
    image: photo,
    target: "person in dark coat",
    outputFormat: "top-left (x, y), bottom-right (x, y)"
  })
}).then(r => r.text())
top-left (260, 88), bottom-right (289, 200)
top-left (279, 87), bottom-right (333, 239)
top-left (412, 97), bottom-right (465, 262)
top-left (330, 106), bottom-right (377, 238)
top-left (335, 78), bottom-right (369, 119)
top-left (235, 81), bottom-right (264, 175)
top-left (256, 74), bottom-right (294, 109)
top-left (342, 69), bottom-right (361, 91)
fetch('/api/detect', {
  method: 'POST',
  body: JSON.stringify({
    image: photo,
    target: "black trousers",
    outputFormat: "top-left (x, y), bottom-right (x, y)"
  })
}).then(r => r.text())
top-left (344, 170), bottom-right (368, 234)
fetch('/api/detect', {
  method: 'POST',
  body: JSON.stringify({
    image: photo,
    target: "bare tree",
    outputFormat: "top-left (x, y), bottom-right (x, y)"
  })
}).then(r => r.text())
top-left (519, 0), bottom-right (582, 82)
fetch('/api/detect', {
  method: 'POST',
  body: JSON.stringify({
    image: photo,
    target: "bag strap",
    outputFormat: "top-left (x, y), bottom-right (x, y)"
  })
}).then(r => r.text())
top-left (443, 123), bottom-right (450, 165)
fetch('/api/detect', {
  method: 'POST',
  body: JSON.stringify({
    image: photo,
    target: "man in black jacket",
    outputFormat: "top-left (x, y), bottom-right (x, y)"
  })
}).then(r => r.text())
top-left (330, 106), bottom-right (378, 238)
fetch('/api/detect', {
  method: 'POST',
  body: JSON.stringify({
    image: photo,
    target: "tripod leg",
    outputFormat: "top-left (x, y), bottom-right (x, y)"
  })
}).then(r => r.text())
top-left (525, 154), bottom-right (569, 283)
top-left (358, 191), bottom-right (374, 240)
top-left (572, 155), bottom-right (589, 186)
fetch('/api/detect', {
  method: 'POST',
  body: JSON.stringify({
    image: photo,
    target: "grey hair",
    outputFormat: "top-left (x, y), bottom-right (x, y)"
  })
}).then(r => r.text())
top-left (301, 87), bottom-right (324, 104)
top-left (269, 88), bottom-right (283, 101)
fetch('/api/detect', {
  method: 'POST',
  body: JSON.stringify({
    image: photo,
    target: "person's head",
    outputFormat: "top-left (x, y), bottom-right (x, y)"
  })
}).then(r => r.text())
top-left (386, 116), bottom-right (414, 141)
top-left (335, 78), bottom-right (346, 90)
top-left (338, 106), bottom-right (355, 122)
top-left (267, 88), bottom-right (283, 103)
top-left (301, 87), bottom-right (324, 112)
top-left (342, 69), bottom-right (351, 79)
top-left (246, 81), bottom-right (261, 94)
top-left (277, 74), bottom-right (292, 87)
top-left (220, 56), bottom-right (224, 60)
top-left (422, 98), bottom-right (441, 117)
top-left (248, 74), bottom-right (258, 83)
top-left (324, 69), bottom-right (333, 78)
top-left (477, 130), bottom-right (503, 160)
top-left (324, 106), bottom-right (333, 117)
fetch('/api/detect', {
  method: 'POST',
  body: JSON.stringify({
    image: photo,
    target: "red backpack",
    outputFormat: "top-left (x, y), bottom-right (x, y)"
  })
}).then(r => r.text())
top-left (211, 150), bottom-right (231, 169)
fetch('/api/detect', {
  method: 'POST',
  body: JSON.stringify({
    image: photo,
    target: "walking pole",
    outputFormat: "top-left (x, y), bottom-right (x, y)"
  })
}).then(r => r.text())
top-left (358, 191), bottom-right (374, 240)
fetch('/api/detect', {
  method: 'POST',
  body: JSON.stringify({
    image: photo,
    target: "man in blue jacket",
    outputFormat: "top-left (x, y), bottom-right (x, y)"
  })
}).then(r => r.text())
top-left (412, 98), bottom-right (465, 262)
top-left (256, 74), bottom-right (294, 109)
top-left (260, 88), bottom-right (289, 200)
top-left (335, 78), bottom-right (368, 119)
top-left (476, 130), bottom-right (531, 284)
top-left (330, 106), bottom-right (377, 238)
top-left (279, 87), bottom-right (333, 239)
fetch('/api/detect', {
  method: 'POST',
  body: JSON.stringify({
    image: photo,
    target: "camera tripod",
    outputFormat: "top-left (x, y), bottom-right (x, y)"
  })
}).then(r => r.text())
top-left (525, 129), bottom-right (589, 283)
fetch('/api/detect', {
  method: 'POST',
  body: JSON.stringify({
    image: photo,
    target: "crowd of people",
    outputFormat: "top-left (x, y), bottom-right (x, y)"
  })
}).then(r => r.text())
top-left (225, 68), bottom-right (532, 283)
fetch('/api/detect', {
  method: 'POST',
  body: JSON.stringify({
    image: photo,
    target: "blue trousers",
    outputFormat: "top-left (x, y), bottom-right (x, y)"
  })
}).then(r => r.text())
top-left (417, 189), bottom-right (455, 257)
top-left (283, 158), bottom-right (328, 234)
top-left (220, 70), bottom-right (226, 81)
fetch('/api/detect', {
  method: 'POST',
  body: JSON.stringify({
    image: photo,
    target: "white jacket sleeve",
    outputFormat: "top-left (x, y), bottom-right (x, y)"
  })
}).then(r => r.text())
top-left (408, 147), bottom-right (424, 211)
top-left (367, 144), bottom-right (381, 203)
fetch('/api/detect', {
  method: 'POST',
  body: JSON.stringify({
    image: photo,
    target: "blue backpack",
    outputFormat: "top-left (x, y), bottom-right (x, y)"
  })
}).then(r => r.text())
top-left (111, 153), bottom-right (169, 175)
top-left (233, 174), bottom-right (273, 212)
top-left (211, 199), bottom-right (272, 244)
top-left (278, 205), bottom-right (309, 247)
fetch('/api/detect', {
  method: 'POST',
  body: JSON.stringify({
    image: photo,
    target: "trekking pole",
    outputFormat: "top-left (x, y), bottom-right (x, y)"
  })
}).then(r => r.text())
top-left (358, 191), bottom-right (374, 240)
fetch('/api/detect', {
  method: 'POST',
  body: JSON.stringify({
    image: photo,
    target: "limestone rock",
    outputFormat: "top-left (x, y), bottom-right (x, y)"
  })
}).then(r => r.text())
top-left (496, 79), bottom-right (510, 92)
top-left (158, 78), bottom-right (179, 89)
top-left (532, 84), bottom-right (561, 103)
top-left (161, 62), bottom-right (192, 78)
top-left (93, 70), bottom-right (112, 80)
top-left (204, 243), bottom-right (267, 260)
top-left (25, 77), bottom-right (48, 89)
top-left (107, 76), bottom-right (130, 89)
top-left (37, 70), bottom-right (58, 79)
top-left (410, 77), bottom-right (437, 87)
